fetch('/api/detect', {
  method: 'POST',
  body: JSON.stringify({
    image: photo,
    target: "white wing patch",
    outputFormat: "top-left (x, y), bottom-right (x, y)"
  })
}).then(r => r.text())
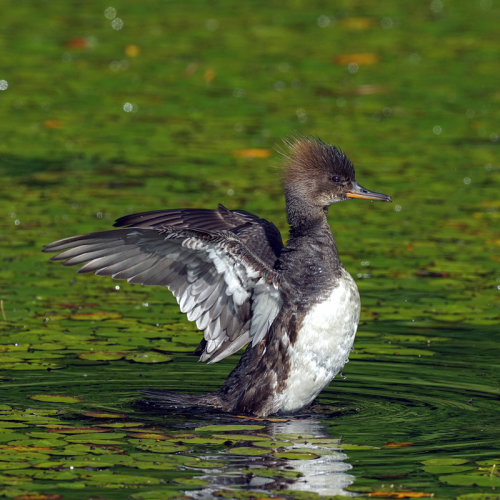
top-left (45, 227), bottom-right (282, 364)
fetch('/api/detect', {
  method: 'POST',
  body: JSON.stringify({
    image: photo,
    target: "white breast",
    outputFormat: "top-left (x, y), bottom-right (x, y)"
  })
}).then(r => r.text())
top-left (278, 268), bottom-right (360, 413)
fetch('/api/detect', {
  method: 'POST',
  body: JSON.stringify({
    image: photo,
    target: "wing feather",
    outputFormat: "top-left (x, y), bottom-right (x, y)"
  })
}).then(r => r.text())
top-left (44, 224), bottom-right (283, 363)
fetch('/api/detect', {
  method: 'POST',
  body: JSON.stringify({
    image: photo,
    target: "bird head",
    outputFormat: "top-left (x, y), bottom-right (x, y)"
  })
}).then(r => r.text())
top-left (282, 135), bottom-right (392, 207)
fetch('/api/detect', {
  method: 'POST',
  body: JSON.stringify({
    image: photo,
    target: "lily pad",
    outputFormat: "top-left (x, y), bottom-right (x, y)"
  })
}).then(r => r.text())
top-left (0, 462), bottom-right (32, 470)
top-left (82, 473), bottom-right (162, 485)
top-left (273, 451), bottom-right (320, 460)
top-left (69, 312), bottom-right (123, 321)
top-left (48, 427), bottom-right (109, 434)
top-left (194, 424), bottom-right (264, 432)
top-left (211, 434), bottom-right (270, 442)
top-left (420, 458), bottom-right (469, 466)
top-left (439, 474), bottom-right (500, 487)
top-left (423, 465), bottom-right (475, 474)
top-left (77, 351), bottom-right (126, 361)
top-left (173, 477), bottom-right (210, 485)
top-left (28, 395), bottom-right (83, 404)
top-left (340, 444), bottom-right (380, 450)
top-left (133, 443), bottom-right (188, 453)
top-left (125, 352), bottom-right (173, 363)
top-left (172, 437), bottom-right (228, 444)
top-left (82, 412), bottom-right (127, 418)
top-left (228, 446), bottom-right (271, 456)
top-left (477, 459), bottom-right (500, 466)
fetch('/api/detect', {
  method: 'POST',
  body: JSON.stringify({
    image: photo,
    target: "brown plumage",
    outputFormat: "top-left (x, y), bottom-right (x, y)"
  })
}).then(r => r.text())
top-left (43, 135), bottom-right (391, 416)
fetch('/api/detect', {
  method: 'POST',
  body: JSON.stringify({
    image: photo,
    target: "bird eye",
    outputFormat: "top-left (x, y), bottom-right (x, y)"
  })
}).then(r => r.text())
top-left (331, 176), bottom-right (341, 183)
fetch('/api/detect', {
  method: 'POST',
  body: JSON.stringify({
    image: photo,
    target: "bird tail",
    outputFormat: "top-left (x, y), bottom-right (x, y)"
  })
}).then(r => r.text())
top-left (140, 389), bottom-right (222, 409)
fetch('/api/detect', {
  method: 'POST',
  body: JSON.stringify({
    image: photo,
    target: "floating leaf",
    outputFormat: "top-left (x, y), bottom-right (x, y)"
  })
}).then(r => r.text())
top-left (133, 443), bottom-right (187, 453)
top-left (0, 462), bottom-right (31, 470)
top-left (172, 437), bottom-right (228, 444)
top-left (127, 433), bottom-right (170, 440)
top-left (82, 412), bottom-right (127, 418)
top-left (172, 477), bottom-right (210, 485)
top-left (334, 53), bottom-right (379, 65)
top-left (341, 17), bottom-right (374, 29)
top-left (439, 474), bottom-right (500, 487)
top-left (228, 446), bottom-right (271, 456)
top-left (95, 422), bottom-right (144, 428)
top-left (69, 312), bottom-right (123, 321)
top-left (211, 434), bottom-right (270, 442)
top-left (384, 442), bottom-right (413, 448)
top-left (476, 459), bottom-right (500, 466)
top-left (366, 493), bottom-right (433, 498)
top-left (80, 473), bottom-right (161, 485)
top-left (340, 444), bottom-right (380, 450)
top-left (125, 44), bottom-right (140, 57)
top-left (274, 433), bottom-right (314, 440)
top-left (125, 352), bottom-right (172, 363)
top-left (47, 427), bottom-right (109, 434)
top-left (194, 424), bottom-right (264, 432)
top-left (28, 395), bottom-right (83, 404)
top-left (186, 460), bottom-right (226, 468)
top-left (423, 465), bottom-right (474, 474)
top-left (243, 467), bottom-right (303, 479)
top-left (420, 458), bottom-right (468, 466)
top-left (457, 494), bottom-right (500, 500)
top-left (77, 352), bottom-right (126, 361)
top-left (252, 440), bottom-right (292, 448)
top-left (273, 451), bottom-right (319, 460)
top-left (232, 149), bottom-right (272, 158)
top-left (64, 432), bottom-right (126, 441)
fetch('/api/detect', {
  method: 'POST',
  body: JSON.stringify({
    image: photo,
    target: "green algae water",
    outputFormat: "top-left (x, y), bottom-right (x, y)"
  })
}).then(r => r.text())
top-left (1, 0), bottom-right (500, 499)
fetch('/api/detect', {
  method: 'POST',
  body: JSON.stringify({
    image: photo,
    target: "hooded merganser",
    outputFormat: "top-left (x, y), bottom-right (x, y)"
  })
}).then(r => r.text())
top-left (44, 136), bottom-right (391, 416)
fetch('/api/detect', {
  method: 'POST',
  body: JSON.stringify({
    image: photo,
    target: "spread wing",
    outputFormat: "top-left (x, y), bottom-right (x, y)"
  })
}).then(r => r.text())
top-left (43, 225), bottom-right (283, 364)
top-left (113, 204), bottom-right (284, 268)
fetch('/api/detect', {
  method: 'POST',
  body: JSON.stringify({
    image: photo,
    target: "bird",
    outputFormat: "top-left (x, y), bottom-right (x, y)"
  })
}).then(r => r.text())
top-left (43, 136), bottom-right (392, 417)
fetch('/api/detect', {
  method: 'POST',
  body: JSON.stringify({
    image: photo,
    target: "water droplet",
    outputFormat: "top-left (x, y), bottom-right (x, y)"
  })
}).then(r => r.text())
top-left (0, 80), bottom-right (8, 91)
top-left (463, 177), bottom-right (471, 185)
top-left (409, 53), bottom-right (421, 64)
top-left (381, 17), bottom-right (393, 29)
top-left (490, 133), bottom-right (499, 143)
top-left (347, 62), bottom-right (359, 74)
top-left (96, 212), bottom-right (103, 218)
top-left (317, 15), bottom-right (331, 28)
top-left (433, 125), bottom-right (442, 135)
top-left (227, 189), bottom-right (234, 196)
top-left (274, 81), bottom-right (285, 91)
top-left (234, 123), bottom-right (244, 132)
top-left (104, 7), bottom-right (117, 20)
top-left (233, 88), bottom-right (246, 98)
top-left (115, 285), bottom-right (120, 290)
top-left (206, 19), bottom-right (219, 31)
top-left (395, 205), bottom-right (402, 212)
top-left (466, 109), bottom-right (475, 118)
top-left (111, 18), bottom-right (124, 30)
top-left (430, 0), bottom-right (444, 13)
top-left (278, 62), bottom-right (289, 72)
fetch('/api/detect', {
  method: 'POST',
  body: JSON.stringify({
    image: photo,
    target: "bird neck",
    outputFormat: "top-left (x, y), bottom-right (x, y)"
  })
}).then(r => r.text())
top-left (285, 189), bottom-right (331, 240)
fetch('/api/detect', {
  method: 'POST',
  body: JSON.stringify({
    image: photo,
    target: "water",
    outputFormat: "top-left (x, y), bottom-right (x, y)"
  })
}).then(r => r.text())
top-left (0, 0), bottom-right (499, 498)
